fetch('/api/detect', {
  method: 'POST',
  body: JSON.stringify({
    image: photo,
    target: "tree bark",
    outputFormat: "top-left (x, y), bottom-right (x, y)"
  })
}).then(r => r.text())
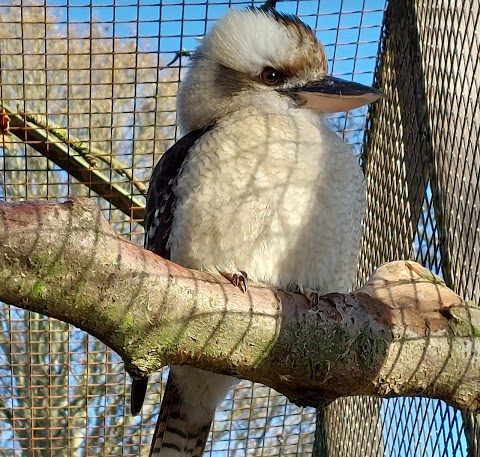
top-left (0, 198), bottom-right (479, 412)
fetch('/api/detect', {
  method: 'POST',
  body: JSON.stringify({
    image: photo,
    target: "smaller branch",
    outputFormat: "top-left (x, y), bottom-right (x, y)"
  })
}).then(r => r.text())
top-left (2, 103), bottom-right (145, 224)
top-left (260, 0), bottom-right (278, 10)
top-left (21, 110), bottom-right (147, 196)
top-left (159, 50), bottom-right (195, 71)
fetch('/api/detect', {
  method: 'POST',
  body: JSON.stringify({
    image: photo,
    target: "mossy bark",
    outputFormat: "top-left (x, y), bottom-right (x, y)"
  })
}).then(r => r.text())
top-left (0, 198), bottom-right (479, 412)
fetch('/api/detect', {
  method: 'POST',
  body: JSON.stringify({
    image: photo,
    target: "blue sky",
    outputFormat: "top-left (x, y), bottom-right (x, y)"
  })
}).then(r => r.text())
top-left (46, 0), bottom-right (386, 84)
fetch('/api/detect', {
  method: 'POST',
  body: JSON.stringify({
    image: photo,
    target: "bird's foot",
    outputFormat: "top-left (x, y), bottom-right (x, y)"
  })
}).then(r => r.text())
top-left (303, 288), bottom-right (321, 306)
top-left (291, 284), bottom-right (321, 305)
top-left (221, 270), bottom-right (248, 293)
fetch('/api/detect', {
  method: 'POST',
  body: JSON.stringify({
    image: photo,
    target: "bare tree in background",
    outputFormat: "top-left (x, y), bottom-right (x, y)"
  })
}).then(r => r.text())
top-left (0, 4), bottom-right (177, 455)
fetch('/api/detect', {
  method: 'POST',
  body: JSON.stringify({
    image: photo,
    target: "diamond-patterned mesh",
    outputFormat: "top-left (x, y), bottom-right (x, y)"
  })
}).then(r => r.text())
top-left (355, 0), bottom-right (479, 456)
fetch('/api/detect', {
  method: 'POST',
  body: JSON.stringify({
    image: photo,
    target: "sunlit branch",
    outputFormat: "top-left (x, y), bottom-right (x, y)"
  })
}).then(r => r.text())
top-left (2, 103), bottom-right (145, 224)
top-left (0, 198), bottom-right (479, 413)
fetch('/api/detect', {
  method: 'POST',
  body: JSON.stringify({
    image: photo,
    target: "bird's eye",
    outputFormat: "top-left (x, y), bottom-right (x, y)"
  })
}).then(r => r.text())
top-left (260, 67), bottom-right (284, 85)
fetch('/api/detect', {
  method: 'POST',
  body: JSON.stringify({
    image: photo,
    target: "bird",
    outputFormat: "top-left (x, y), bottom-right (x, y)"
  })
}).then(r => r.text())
top-left (132, 7), bottom-right (383, 457)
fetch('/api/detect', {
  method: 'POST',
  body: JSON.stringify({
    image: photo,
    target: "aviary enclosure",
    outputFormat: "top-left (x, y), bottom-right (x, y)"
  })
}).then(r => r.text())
top-left (0, 0), bottom-right (478, 456)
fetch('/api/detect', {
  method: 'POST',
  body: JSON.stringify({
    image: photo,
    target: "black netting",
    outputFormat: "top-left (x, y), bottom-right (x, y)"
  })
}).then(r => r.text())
top-left (358, 1), bottom-right (479, 456)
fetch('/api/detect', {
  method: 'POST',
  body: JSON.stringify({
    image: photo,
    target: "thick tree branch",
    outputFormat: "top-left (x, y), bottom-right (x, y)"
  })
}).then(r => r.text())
top-left (0, 198), bottom-right (479, 412)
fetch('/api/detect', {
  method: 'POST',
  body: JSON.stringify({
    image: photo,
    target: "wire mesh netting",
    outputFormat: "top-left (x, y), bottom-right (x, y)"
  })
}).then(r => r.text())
top-left (354, 0), bottom-right (479, 456)
top-left (0, 0), bottom-right (478, 456)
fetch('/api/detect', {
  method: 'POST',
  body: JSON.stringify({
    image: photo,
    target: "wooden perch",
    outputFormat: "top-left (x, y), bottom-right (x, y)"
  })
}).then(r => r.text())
top-left (0, 198), bottom-right (479, 412)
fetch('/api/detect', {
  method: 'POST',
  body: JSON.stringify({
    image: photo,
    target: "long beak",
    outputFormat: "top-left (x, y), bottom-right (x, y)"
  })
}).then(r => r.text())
top-left (280, 76), bottom-right (385, 113)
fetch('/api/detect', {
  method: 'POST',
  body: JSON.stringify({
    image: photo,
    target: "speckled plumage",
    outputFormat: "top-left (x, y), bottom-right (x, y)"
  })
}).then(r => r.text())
top-left (170, 106), bottom-right (364, 294)
top-left (136, 8), bottom-right (377, 457)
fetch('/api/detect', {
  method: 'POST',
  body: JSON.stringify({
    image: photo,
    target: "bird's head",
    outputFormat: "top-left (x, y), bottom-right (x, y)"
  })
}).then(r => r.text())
top-left (177, 8), bottom-right (383, 132)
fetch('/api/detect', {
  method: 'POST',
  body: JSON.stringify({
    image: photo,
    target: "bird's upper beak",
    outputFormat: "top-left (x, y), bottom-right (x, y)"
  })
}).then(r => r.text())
top-left (280, 76), bottom-right (385, 113)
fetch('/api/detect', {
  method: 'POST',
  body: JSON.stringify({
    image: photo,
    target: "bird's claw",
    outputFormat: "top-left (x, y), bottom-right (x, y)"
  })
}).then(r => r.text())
top-left (221, 270), bottom-right (248, 293)
top-left (303, 288), bottom-right (320, 306)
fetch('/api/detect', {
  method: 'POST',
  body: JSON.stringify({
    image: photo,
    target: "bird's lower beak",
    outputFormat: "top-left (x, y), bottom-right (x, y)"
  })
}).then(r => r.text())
top-left (280, 76), bottom-right (385, 113)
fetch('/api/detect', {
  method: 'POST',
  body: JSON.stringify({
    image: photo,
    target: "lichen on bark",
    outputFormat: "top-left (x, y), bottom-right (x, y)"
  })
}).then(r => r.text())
top-left (0, 198), bottom-right (479, 412)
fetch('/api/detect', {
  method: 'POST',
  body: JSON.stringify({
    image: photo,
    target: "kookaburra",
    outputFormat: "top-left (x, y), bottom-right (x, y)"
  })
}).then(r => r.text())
top-left (132, 7), bottom-right (382, 457)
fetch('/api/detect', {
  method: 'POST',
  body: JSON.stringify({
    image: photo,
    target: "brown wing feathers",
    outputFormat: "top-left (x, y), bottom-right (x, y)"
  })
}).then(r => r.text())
top-left (130, 127), bottom-right (212, 417)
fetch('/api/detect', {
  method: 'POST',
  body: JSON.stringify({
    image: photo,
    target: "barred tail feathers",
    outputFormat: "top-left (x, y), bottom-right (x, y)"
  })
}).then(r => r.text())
top-left (149, 365), bottom-right (238, 457)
